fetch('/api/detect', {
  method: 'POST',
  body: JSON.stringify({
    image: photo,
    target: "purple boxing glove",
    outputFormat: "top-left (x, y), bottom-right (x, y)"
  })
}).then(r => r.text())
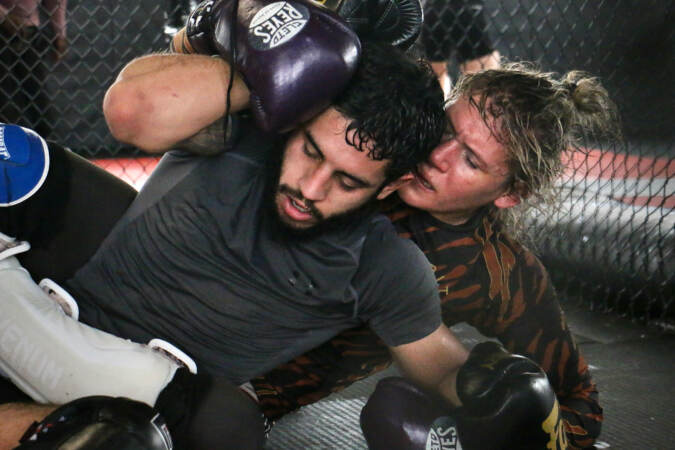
top-left (184, 0), bottom-right (361, 132)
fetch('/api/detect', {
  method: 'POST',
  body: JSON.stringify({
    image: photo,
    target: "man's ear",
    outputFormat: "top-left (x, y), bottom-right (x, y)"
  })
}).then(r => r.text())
top-left (376, 172), bottom-right (415, 200)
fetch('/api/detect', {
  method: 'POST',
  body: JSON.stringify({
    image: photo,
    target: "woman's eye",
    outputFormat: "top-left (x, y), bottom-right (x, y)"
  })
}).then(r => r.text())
top-left (303, 144), bottom-right (320, 159)
top-left (464, 151), bottom-right (478, 169)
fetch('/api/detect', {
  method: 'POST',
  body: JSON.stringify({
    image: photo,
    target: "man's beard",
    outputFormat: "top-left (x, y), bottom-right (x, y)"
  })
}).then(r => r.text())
top-left (263, 155), bottom-right (381, 242)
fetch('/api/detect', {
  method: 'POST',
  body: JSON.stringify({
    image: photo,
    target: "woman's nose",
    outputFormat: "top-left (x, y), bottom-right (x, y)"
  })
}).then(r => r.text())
top-left (428, 139), bottom-right (456, 172)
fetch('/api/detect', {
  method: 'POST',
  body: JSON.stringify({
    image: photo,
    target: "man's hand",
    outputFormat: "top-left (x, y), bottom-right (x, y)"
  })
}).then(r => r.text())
top-left (361, 342), bottom-right (569, 449)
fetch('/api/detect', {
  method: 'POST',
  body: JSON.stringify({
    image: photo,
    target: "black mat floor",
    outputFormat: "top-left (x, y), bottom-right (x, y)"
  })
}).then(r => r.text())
top-left (266, 301), bottom-right (675, 449)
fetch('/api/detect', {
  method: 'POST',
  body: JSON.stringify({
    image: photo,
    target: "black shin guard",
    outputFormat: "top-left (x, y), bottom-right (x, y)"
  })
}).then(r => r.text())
top-left (17, 396), bottom-right (173, 450)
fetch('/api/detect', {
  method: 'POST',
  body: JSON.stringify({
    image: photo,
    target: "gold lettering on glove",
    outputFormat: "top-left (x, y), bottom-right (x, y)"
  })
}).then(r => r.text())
top-left (542, 397), bottom-right (568, 450)
top-left (310, 0), bottom-right (343, 9)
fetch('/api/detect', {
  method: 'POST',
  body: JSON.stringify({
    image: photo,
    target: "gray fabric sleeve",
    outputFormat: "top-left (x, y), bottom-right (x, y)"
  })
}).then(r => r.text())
top-left (357, 226), bottom-right (442, 347)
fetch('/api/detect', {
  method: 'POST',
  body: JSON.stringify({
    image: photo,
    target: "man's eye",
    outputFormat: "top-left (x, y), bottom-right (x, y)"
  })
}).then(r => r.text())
top-left (339, 179), bottom-right (359, 191)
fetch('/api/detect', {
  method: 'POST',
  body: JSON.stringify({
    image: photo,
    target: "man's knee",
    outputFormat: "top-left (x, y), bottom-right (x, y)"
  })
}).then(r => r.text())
top-left (157, 370), bottom-right (266, 449)
top-left (188, 387), bottom-right (266, 449)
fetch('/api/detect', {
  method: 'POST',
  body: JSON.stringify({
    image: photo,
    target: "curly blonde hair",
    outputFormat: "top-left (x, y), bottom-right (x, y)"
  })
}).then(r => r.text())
top-left (448, 62), bottom-right (622, 239)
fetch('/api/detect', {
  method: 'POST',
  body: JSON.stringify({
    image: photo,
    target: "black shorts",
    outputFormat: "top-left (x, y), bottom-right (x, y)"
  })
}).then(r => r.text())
top-left (0, 375), bottom-right (30, 404)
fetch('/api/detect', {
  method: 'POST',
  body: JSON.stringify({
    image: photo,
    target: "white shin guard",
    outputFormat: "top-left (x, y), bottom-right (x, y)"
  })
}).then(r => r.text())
top-left (0, 257), bottom-right (180, 406)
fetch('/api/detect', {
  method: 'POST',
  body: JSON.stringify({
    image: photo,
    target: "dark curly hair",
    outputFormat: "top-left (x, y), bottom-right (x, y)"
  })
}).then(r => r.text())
top-left (332, 40), bottom-right (446, 182)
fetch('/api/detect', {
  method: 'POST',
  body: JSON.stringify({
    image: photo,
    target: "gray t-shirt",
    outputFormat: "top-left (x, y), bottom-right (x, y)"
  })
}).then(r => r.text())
top-left (67, 118), bottom-right (441, 384)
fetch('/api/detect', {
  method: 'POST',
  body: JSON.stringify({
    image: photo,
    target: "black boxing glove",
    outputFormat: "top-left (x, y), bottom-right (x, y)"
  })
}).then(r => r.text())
top-left (361, 342), bottom-right (568, 450)
top-left (312, 0), bottom-right (423, 51)
top-left (17, 396), bottom-right (173, 449)
top-left (454, 342), bottom-right (568, 449)
top-left (176, 0), bottom-right (360, 132)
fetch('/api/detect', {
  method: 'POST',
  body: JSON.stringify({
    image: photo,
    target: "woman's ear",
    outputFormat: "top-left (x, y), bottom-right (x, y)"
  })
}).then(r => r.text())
top-left (493, 192), bottom-right (521, 209)
top-left (493, 181), bottom-right (528, 209)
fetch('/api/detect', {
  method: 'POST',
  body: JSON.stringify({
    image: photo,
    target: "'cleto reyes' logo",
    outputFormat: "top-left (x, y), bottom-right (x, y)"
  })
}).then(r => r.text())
top-left (248, 2), bottom-right (309, 50)
top-left (426, 417), bottom-right (463, 450)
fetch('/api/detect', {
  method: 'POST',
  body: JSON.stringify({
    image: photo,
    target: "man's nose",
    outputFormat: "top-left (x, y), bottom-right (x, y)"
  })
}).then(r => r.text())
top-left (428, 139), bottom-right (456, 172)
top-left (299, 164), bottom-right (331, 201)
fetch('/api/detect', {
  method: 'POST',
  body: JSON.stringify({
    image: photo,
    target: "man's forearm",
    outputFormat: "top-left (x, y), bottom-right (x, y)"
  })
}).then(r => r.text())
top-left (391, 326), bottom-right (468, 407)
top-left (103, 53), bottom-right (249, 153)
top-left (174, 117), bottom-right (232, 156)
top-left (0, 402), bottom-right (56, 450)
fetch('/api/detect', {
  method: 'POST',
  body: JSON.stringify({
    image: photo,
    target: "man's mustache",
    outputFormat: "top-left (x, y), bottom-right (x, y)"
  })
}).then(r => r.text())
top-left (277, 184), bottom-right (324, 221)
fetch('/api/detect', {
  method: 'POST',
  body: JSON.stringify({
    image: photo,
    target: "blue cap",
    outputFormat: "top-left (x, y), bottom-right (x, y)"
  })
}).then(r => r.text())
top-left (0, 123), bottom-right (50, 206)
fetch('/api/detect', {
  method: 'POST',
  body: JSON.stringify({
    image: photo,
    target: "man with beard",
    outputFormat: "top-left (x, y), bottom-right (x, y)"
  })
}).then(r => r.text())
top-left (0, 38), bottom-right (464, 448)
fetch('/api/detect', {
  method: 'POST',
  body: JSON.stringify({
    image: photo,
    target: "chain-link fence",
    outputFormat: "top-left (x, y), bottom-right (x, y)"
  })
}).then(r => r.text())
top-left (428, 0), bottom-right (674, 329)
top-left (1, 0), bottom-right (673, 328)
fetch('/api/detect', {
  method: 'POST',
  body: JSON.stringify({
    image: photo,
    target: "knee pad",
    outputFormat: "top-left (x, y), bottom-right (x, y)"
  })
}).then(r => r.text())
top-left (16, 396), bottom-right (173, 449)
top-left (0, 123), bottom-right (49, 207)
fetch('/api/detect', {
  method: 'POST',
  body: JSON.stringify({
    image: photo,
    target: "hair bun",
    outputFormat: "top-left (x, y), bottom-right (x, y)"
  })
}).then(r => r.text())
top-left (563, 80), bottom-right (578, 95)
